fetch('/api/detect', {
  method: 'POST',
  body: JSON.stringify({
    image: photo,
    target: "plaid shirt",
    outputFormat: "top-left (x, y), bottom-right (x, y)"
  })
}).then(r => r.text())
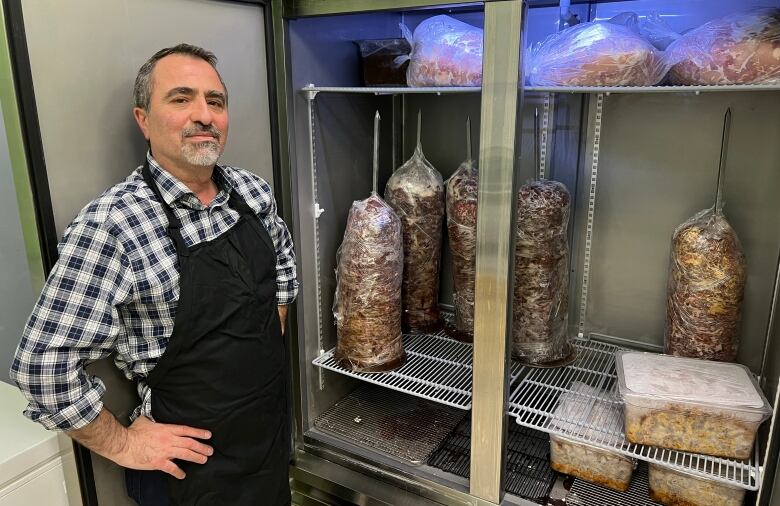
top-left (10, 153), bottom-right (298, 431)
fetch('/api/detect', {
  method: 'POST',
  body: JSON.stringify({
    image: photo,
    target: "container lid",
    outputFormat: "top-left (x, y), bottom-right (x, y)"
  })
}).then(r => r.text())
top-left (616, 351), bottom-right (771, 411)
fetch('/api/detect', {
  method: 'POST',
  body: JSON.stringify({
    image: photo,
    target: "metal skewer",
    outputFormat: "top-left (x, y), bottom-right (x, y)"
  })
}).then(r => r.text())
top-left (715, 107), bottom-right (732, 213)
top-left (466, 116), bottom-right (472, 162)
top-left (373, 110), bottom-right (380, 194)
top-left (417, 109), bottom-right (422, 148)
top-left (534, 107), bottom-right (541, 180)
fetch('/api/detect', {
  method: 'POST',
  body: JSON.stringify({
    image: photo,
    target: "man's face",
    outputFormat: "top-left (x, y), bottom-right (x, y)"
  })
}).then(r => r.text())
top-left (133, 54), bottom-right (229, 170)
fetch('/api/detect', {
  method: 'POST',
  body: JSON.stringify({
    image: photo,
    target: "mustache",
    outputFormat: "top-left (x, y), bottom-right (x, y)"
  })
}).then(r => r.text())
top-left (182, 125), bottom-right (221, 140)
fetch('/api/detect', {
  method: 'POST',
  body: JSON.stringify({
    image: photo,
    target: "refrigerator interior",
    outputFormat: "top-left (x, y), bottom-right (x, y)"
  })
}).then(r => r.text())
top-left (285, 1), bottom-right (780, 503)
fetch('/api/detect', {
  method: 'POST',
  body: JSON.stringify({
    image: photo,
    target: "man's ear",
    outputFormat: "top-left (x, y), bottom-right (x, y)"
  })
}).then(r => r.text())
top-left (133, 107), bottom-right (150, 140)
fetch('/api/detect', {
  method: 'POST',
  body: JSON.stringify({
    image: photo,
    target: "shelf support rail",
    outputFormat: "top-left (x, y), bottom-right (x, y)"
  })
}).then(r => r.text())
top-left (304, 86), bottom-right (326, 390)
top-left (577, 92), bottom-right (606, 338)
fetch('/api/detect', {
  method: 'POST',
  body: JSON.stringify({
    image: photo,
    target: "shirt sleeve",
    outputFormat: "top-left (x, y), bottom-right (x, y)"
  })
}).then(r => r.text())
top-left (261, 187), bottom-right (299, 305)
top-left (10, 218), bottom-right (134, 431)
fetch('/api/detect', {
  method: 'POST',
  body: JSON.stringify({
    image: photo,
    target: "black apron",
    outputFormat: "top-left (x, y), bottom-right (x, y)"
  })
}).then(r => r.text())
top-left (129, 162), bottom-right (291, 506)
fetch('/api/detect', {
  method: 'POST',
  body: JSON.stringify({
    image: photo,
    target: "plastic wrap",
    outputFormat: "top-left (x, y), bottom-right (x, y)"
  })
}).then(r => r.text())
top-left (549, 382), bottom-right (636, 491)
top-left (396, 15), bottom-right (483, 87)
top-left (526, 14), bottom-right (668, 86)
top-left (648, 464), bottom-right (745, 506)
top-left (665, 207), bottom-right (746, 362)
top-left (639, 12), bottom-right (681, 51)
top-left (666, 8), bottom-right (780, 85)
top-left (333, 194), bottom-right (405, 372)
top-left (616, 351), bottom-right (772, 459)
top-left (354, 38), bottom-right (410, 87)
top-left (512, 180), bottom-right (573, 366)
top-left (385, 143), bottom-right (445, 332)
top-left (446, 159), bottom-right (478, 340)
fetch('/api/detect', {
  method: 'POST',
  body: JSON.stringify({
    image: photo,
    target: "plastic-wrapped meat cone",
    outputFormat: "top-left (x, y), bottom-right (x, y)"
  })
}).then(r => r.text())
top-left (665, 207), bottom-right (746, 362)
top-left (385, 138), bottom-right (445, 333)
top-left (512, 180), bottom-right (574, 366)
top-left (446, 159), bottom-right (478, 341)
top-left (333, 193), bottom-right (405, 372)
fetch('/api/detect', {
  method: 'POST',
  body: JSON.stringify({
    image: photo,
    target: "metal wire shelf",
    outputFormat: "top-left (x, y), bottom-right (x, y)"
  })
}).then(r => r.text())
top-left (301, 83), bottom-right (780, 98)
top-left (313, 327), bottom-right (525, 410)
top-left (507, 338), bottom-right (763, 491)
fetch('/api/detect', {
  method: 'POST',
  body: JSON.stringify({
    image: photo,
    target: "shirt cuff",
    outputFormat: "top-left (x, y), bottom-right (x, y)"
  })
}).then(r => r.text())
top-left (276, 280), bottom-right (298, 306)
top-left (25, 383), bottom-right (106, 432)
top-left (130, 383), bottom-right (154, 422)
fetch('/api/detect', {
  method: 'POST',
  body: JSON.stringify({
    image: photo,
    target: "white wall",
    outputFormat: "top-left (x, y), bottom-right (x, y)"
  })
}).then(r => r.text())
top-left (22, 0), bottom-right (274, 235)
top-left (0, 95), bottom-right (38, 385)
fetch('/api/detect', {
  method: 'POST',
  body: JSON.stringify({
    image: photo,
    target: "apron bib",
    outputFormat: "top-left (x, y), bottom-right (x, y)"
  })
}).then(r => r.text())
top-left (137, 162), bottom-right (291, 506)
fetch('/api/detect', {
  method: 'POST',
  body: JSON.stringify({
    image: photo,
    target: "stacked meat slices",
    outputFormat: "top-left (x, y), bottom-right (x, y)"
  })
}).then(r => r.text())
top-left (665, 208), bottom-right (746, 362)
top-left (446, 160), bottom-right (479, 341)
top-left (333, 194), bottom-right (405, 372)
top-left (526, 16), bottom-right (667, 87)
top-left (385, 144), bottom-right (445, 332)
top-left (667, 8), bottom-right (780, 85)
top-left (513, 180), bottom-right (573, 366)
top-left (401, 15), bottom-right (483, 87)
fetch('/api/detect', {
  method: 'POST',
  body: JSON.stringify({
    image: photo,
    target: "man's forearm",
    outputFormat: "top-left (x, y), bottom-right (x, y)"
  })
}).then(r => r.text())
top-left (278, 305), bottom-right (288, 335)
top-left (67, 408), bottom-right (128, 461)
top-left (67, 407), bottom-right (213, 478)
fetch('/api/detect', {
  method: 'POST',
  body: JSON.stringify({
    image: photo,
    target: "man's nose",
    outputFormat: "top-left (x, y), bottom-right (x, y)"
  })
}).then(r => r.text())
top-left (190, 96), bottom-right (213, 125)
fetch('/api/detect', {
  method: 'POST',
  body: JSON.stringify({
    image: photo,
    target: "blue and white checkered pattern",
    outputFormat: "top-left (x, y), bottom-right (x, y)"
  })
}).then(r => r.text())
top-left (10, 153), bottom-right (298, 431)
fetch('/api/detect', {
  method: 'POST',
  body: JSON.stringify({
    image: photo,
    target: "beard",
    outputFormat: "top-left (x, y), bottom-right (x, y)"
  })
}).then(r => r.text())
top-left (181, 125), bottom-right (223, 167)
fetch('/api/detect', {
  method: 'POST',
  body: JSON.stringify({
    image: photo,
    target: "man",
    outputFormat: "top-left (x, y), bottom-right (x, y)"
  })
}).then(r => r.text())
top-left (10, 44), bottom-right (297, 506)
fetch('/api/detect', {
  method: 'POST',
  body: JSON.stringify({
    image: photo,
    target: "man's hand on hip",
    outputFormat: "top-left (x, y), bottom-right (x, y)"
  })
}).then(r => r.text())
top-left (68, 408), bottom-right (213, 480)
top-left (118, 415), bottom-right (213, 479)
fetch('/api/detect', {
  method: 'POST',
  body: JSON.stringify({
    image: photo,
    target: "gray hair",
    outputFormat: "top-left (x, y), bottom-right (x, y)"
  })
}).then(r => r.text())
top-left (133, 43), bottom-right (228, 111)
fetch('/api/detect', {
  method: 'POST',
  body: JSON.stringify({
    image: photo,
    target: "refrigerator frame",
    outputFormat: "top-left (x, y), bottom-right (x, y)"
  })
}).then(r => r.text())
top-left (273, 1), bottom-right (780, 505)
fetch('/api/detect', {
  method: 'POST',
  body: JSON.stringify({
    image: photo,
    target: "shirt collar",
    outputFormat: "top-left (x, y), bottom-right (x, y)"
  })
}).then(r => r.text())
top-left (145, 152), bottom-right (234, 209)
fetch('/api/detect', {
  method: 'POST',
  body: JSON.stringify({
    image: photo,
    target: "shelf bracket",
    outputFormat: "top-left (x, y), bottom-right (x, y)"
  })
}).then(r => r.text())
top-left (303, 83), bottom-right (319, 101)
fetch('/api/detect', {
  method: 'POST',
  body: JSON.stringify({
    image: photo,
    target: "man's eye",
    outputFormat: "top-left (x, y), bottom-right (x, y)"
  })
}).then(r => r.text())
top-left (172, 97), bottom-right (188, 104)
top-left (208, 100), bottom-right (224, 108)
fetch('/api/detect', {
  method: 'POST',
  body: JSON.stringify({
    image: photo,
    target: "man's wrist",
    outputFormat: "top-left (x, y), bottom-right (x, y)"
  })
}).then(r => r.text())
top-left (67, 408), bottom-right (129, 465)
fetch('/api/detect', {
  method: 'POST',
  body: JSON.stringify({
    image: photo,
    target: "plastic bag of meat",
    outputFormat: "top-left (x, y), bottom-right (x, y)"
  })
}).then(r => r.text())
top-left (385, 141), bottom-right (445, 333)
top-left (512, 180), bottom-right (574, 366)
top-left (666, 8), bottom-right (780, 85)
top-left (395, 15), bottom-right (483, 87)
top-left (665, 207), bottom-right (746, 362)
top-left (446, 159), bottom-right (478, 341)
top-left (333, 193), bottom-right (405, 372)
top-left (526, 13), bottom-right (668, 86)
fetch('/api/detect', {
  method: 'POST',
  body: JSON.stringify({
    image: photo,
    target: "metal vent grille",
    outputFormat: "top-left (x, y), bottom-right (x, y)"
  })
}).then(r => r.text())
top-left (565, 463), bottom-right (652, 506)
top-left (314, 384), bottom-right (467, 465)
top-left (507, 338), bottom-right (762, 491)
top-left (313, 327), bottom-right (525, 410)
top-left (428, 418), bottom-right (556, 504)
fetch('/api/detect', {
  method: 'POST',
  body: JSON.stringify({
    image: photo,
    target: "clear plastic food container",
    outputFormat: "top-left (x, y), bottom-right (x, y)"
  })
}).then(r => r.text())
top-left (616, 351), bottom-right (772, 459)
top-left (548, 382), bottom-right (636, 491)
top-left (648, 463), bottom-right (745, 506)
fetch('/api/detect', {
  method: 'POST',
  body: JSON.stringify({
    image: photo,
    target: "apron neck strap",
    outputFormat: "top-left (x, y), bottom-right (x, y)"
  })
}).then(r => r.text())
top-left (141, 160), bottom-right (190, 257)
top-left (227, 189), bottom-right (254, 217)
